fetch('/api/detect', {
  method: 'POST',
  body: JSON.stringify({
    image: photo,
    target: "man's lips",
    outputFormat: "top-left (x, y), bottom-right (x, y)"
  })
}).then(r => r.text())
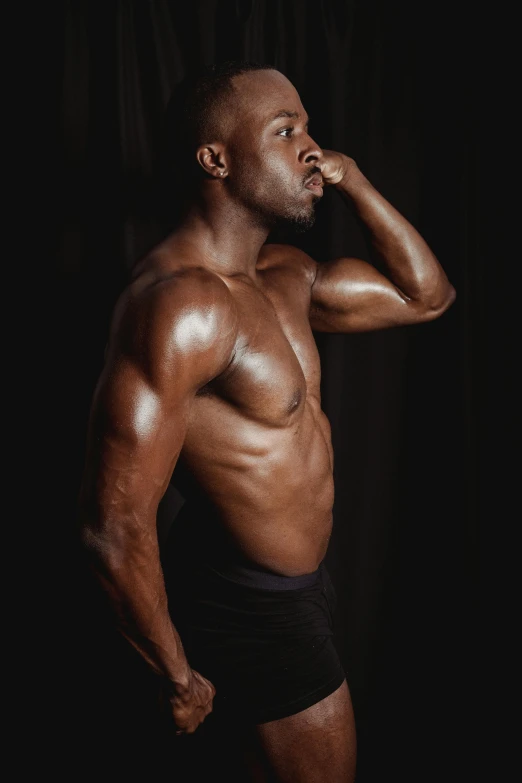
top-left (304, 174), bottom-right (324, 195)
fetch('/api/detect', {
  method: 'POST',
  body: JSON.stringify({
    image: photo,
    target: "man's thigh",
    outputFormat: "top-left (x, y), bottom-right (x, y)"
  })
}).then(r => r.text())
top-left (243, 679), bottom-right (356, 783)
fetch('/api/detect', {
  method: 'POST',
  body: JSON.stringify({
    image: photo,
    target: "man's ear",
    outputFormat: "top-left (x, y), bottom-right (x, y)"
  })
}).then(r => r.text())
top-left (196, 143), bottom-right (228, 179)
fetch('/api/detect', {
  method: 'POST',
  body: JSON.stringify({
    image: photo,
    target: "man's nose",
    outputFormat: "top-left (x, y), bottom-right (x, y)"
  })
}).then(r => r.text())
top-left (301, 135), bottom-right (323, 165)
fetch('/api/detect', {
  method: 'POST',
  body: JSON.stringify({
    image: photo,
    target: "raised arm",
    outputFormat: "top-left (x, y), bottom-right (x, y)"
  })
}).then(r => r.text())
top-left (310, 153), bottom-right (456, 333)
top-left (77, 268), bottom-right (237, 734)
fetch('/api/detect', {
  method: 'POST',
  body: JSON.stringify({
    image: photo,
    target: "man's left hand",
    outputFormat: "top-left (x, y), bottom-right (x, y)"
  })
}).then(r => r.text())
top-left (319, 150), bottom-right (355, 186)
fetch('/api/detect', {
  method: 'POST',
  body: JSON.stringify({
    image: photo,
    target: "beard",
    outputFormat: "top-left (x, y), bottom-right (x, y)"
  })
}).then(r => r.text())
top-left (280, 198), bottom-right (319, 233)
top-left (229, 163), bottom-right (320, 233)
top-left (257, 198), bottom-right (317, 233)
top-left (266, 186), bottom-right (320, 232)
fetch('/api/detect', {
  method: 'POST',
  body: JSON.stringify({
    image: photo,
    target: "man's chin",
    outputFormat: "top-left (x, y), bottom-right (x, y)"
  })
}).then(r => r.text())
top-left (290, 210), bottom-right (317, 233)
top-left (291, 216), bottom-right (316, 233)
top-left (274, 206), bottom-right (316, 234)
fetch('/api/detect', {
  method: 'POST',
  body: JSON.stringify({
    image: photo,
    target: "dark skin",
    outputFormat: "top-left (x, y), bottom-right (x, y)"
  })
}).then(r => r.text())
top-left (78, 69), bottom-right (455, 782)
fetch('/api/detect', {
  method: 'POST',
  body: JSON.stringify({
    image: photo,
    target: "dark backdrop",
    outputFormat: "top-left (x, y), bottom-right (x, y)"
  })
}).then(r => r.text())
top-left (41, 1), bottom-right (513, 781)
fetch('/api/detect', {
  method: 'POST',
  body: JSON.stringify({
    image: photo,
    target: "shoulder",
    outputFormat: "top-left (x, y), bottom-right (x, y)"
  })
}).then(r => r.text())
top-left (132, 265), bottom-right (235, 329)
top-left (110, 266), bottom-right (238, 379)
top-left (257, 243), bottom-right (318, 287)
top-left (137, 265), bottom-right (236, 325)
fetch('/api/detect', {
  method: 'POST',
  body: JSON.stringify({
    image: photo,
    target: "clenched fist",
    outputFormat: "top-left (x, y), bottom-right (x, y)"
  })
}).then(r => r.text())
top-left (162, 667), bottom-right (216, 735)
top-left (318, 150), bottom-right (357, 186)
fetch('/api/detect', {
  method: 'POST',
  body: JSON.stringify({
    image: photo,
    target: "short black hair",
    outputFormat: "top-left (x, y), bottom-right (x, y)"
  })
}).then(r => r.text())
top-left (162, 60), bottom-right (276, 179)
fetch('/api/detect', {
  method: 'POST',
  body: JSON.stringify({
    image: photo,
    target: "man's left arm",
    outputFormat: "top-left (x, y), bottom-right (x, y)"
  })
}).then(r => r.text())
top-left (309, 153), bottom-right (456, 333)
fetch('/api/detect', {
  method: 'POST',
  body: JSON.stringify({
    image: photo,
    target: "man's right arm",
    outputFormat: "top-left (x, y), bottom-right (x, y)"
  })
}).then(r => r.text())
top-left (77, 268), bottom-right (237, 734)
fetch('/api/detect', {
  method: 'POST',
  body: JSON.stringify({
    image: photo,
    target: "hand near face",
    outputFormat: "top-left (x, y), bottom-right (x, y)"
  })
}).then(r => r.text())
top-left (318, 150), bottom-right (356, 186)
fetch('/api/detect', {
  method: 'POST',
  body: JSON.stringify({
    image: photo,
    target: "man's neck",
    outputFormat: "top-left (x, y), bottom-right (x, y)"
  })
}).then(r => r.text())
top-left (167, 197), bottom-right (270, 281)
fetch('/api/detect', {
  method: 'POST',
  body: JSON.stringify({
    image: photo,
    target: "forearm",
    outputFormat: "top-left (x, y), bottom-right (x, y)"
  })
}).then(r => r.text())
top-left (335, 158), bottom-right (455, 308)
top-left (80, 516), bottom-right (191, 690)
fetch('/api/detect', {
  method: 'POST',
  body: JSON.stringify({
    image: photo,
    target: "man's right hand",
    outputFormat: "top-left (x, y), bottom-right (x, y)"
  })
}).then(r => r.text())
top-left (164, 668), bottom-right (216, 735)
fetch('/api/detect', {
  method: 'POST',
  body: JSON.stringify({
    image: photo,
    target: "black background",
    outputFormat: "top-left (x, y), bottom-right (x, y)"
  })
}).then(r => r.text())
top-left (32, 1), bottom-right (515, 780)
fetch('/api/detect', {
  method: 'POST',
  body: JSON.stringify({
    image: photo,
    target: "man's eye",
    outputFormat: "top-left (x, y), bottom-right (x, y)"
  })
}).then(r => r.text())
top-left (278, 127), bottom-right (293, 137)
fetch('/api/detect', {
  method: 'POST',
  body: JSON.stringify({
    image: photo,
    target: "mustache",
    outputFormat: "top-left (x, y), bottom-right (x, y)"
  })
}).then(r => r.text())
top-left (303, 166), bottom-right (323, 185)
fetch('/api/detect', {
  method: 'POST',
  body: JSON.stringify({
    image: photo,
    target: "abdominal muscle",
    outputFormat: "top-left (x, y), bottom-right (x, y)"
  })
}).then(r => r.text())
top-left (176, 395), bottom-right (335, 576)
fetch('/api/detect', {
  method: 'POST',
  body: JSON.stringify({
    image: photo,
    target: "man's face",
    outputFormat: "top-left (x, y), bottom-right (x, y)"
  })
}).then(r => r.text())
top-left (223, 70), bottom-right (324, 232)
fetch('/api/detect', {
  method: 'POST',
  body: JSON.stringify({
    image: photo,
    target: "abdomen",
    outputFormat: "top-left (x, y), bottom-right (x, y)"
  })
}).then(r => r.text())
top-left (176, 397), bottom-right (334, 575)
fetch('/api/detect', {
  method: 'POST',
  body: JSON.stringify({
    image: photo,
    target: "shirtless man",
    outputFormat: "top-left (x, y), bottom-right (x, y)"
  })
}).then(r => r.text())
top-left (78, 61), bottom-right (456, 782)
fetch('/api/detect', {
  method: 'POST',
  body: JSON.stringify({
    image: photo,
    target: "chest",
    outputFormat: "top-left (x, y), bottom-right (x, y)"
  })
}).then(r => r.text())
top-left (198, 277), bottom-right (321, 425)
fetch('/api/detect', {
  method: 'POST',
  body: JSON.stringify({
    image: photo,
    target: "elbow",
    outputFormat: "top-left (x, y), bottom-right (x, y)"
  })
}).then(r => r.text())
top-left (421, 282), bottom-right (456, 321)
top-left (447, 283), bottom-right (457, 308)
top-left (436, 282), bottom-right (457, 315)
top-left (78, 508), bottom-right (125, 567)
top-left (79, 509), bottom-right (154, 574)
top-left (78, 521), bottom-right (116, 574)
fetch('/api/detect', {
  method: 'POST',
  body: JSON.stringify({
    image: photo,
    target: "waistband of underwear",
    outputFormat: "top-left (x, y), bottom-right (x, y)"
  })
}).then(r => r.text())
top-left (204, 560), bottom-right (323, 591)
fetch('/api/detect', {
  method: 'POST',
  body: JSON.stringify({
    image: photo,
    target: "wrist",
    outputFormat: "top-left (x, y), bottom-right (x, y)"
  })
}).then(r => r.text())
top-left (335, 157), bottom-right (367, 193)
top-left (162, 668), bottom-right (192, 697)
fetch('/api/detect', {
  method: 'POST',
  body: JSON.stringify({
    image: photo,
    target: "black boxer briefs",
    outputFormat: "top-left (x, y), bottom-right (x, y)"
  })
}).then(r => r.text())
top-left (168, 556), bottom-right (346, 724)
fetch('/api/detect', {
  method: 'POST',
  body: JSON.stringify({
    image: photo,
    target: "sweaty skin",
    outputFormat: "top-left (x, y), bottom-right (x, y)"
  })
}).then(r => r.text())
top-left (78, 68), bottom-right (455, 777)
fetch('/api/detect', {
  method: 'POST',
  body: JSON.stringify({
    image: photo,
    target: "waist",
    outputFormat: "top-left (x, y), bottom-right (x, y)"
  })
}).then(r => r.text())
top-left (205, 560), bottom-right (323, 591)
top-left (162, 495), bottom-right (332, 577)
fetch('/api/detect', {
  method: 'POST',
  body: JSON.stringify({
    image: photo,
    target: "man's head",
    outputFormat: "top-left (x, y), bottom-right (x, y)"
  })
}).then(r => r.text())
top-left (164, 61), bottom-right (324, 232)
